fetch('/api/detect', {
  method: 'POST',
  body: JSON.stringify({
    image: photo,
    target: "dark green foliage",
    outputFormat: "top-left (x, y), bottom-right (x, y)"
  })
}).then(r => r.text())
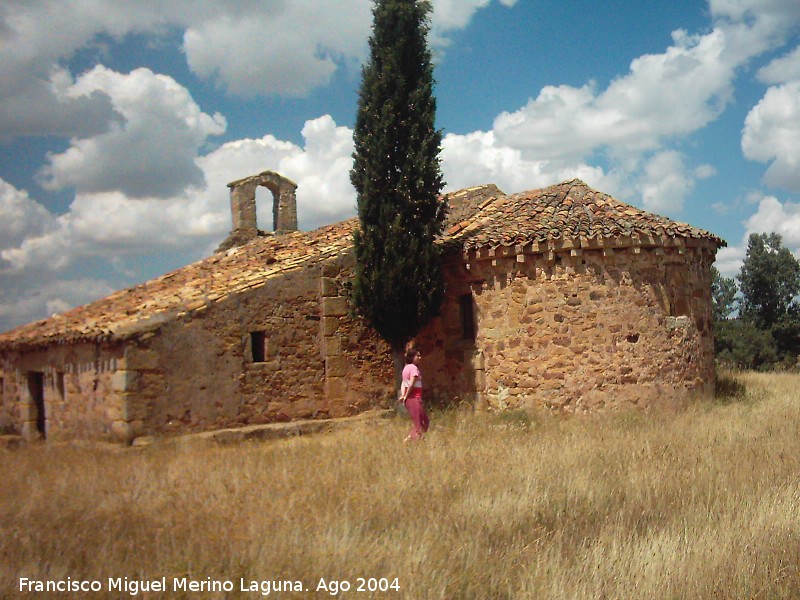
top-left (711, 266), bottom-right (737, 323)
top-left (715, 319), bottom-right (779, 370)
top-left (712, 233), bottom-right (800, 370)
top-left (350, 0), bottom-right (446, 351)
top-left (738, 233), bottom-right (800, 330)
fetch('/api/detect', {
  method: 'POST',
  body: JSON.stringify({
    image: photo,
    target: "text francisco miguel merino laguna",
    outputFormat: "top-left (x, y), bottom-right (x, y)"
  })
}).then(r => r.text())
top-left (21, 577), bottom-right (314, 596)
top-left (20, 576), bottom-right (401, 595)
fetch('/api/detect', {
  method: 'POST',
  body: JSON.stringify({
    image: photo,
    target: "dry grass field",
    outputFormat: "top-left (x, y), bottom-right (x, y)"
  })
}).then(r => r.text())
top-left (2, 372), bottom-right (800, 599)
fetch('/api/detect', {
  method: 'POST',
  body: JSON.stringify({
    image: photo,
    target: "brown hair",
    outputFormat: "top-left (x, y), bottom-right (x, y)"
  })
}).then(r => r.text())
top-left (404, 348), bottom-right (420, 364)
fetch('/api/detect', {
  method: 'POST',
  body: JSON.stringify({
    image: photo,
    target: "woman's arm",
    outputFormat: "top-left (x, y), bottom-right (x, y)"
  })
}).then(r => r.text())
top-left (400, 374), bottom-right (418, 401)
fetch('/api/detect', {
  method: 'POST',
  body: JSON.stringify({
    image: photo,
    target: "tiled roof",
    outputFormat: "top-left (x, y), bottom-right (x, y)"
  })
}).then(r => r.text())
top-left (0, 220), bottom-right (357, 350)
top-left (0, 179), bottom-right (725, 350)
top-left (448, 179), bottom-right (725, 251)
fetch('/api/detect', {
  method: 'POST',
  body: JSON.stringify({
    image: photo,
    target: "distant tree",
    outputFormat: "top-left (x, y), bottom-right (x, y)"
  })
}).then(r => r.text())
top-left (715, 319), bottom-right (779, 371)
top-left (711, 266), bottom-right (737, 323)
top-left (350, 0), bottom-right (446, 371)
top-left (738, 233), bottom-right (800, 330)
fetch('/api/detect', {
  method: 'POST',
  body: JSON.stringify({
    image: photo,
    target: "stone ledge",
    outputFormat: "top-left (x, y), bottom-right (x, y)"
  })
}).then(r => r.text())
top-left (134, 409), bottom-right (396, 447)
top-left (0, 435), bottom-right (25, 450)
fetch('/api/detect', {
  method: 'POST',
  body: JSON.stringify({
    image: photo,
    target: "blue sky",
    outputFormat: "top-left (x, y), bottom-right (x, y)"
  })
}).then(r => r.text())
top-left (1, 0), bottom-right (799, 332)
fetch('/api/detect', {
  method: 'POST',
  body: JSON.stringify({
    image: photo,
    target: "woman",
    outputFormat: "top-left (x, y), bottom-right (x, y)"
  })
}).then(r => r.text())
top-left (399, 348), bottom-right (429, 441)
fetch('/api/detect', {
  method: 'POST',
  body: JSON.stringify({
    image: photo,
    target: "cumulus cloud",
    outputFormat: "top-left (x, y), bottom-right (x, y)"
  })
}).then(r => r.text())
top-left (493, 29), bottom-right (736, 163)
top-left (0, 277), bottom-right (116, 332)
top-left (437, 21), bottom-right (741, 215)
top-left (636, 152), bottom-right (697, 214)
top-left (0, 0), bottom-right (516, 137)
top-left (182, 1), bottom-right (371, 97)
top-left (744, 194), bottom-right (800, 250)
top-left (2, 115), bottom-right (356, 277)
top-left (742, 81), bottom-right (800, 191)
top-left (199, 115), bottom-right (357, 230)
top-left (713, 192), bottom-right (800, 278)
top-left (440, 130), bottom-right (616, 195)
top-left (39, 66), bottom-right (226, 198)
top-left (758, 45), bottom-right (800, 84)
top-left (714, 245), bottom-right (746, 278)
top-left (428, 0), bottom-right (517, 46)
top-left (0, 178), bottom-right (56, 251)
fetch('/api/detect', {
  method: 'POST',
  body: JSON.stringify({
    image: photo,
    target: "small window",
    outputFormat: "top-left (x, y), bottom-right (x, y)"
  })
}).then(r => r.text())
top-left (459, 294), bottom-right (476, 340)
top-left (55, 372), bottom-right (65, 401)
top-left (250, 331), bottom-right (266, 363)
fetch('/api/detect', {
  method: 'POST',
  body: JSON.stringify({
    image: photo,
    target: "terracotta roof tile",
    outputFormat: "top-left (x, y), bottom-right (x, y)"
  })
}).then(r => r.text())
top-left (0, 180), bottom-right (725, 350)
top-left (0, 219), bottom-right (357, 350)
top-left (454, 179), bottom-right (724, 250)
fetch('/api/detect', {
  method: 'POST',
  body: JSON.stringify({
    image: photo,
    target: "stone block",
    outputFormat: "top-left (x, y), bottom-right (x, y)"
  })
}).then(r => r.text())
top-left (325, 377), bottom-right (348, 400)
top-left (111, 370), bottom-right (139, 393)
top-left (322, 296), bottom-right (348, 317)
top-left (325, 356), bottom-right (347, 378)
top-left (320, 277), bottom-right (338, 297)
top-left (323, 336), bottom-right (342, 356)
top-left (322, 316), bottom-right (340, 336)
top-left (110, 420), bottom-right (134, 444)
top-left (106, 396), bottom-right (131, 421)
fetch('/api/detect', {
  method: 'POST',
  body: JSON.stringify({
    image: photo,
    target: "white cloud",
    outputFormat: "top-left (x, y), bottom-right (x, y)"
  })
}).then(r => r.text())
top-left (429, 0), bottom-right (517, 42)
top-left (0, 278), bottom-right (116, 331)
top-left (0, 178), bottom-right (56, 251)
top-left (742, 81), bottom-right (800, 191)
top-left (199, 115), bottom-right (357, 231)
top-left (182, 1), bottom-right (370, 97)
top-left (39, 66), bottom-right (226, 198)
top-left (695, 164), bottom-right (717, 179)
top-left (440, 130), bottom-right (616, 195)
top-left (2, 115), bottom-right (356, 277)
top-left (714, 244), bottom-right (746, 278)
top-left (758, 45), bottom-right (800, 84)
top-left (636, 152), bottom-right (697, 214)
top-left (744, 194), bottom-right (800, 250)
top-left (0, 0), bottom-right (517, 138)
top-left (714, 192), bottom-right (800, 278)
top-left (493, 29), bottom-right (736, 163)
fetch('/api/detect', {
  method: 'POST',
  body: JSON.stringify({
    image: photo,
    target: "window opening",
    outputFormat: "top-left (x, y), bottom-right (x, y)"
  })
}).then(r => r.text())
top-left (55, 371), bottom-right (65, 401)
top-left (459, 294), bottom-right (476, 340)
top-left (255, 185), bottom-right (272, 232)
top-left (251, 331), bottom-right (266, 363)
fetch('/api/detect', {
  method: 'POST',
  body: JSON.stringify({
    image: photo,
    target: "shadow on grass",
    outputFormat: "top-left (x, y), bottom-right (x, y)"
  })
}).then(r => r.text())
top-left (715, 370), bottom-right (748, 404)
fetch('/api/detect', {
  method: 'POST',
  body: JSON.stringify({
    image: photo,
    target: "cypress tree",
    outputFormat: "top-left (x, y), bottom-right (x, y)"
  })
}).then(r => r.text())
top-left (350, 0), bottom-right (446, 368)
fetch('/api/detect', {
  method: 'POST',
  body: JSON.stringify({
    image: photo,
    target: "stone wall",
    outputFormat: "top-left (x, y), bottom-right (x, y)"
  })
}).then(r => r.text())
top-left (417, 242), bottom-right (716, 412)
top-left (319, 252), bottom-right (395, 413)
top-left (0, 365), bottom-right (12, 433)
top-left (0, 343), bottom-right (127, 440)
top-left (0, 237), bottom-right (717, 441)
top-left (120, 253), bottom-right (393, 438)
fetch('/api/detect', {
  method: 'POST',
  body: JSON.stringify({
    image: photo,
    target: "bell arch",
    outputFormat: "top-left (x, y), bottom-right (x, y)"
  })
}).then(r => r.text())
top-left (217, 170), bottom-right (298, 252)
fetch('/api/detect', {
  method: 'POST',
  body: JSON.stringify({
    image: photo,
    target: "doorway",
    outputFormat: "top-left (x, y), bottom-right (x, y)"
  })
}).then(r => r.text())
top-left (27, 372), bottom-right (45, 438)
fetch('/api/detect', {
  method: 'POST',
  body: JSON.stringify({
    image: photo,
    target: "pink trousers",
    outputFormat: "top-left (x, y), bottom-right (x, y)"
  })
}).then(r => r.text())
top-left (404, 393), bottom-right (429, 440)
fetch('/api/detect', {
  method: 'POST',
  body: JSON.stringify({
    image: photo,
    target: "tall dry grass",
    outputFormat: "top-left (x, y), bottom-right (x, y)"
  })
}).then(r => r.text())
top-left (2, 372), bottom-right (800, 599)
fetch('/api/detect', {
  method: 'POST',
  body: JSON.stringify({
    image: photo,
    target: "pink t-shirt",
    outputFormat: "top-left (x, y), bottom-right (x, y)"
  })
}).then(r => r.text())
top-left (402, 363), bottom-right (422, 398)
